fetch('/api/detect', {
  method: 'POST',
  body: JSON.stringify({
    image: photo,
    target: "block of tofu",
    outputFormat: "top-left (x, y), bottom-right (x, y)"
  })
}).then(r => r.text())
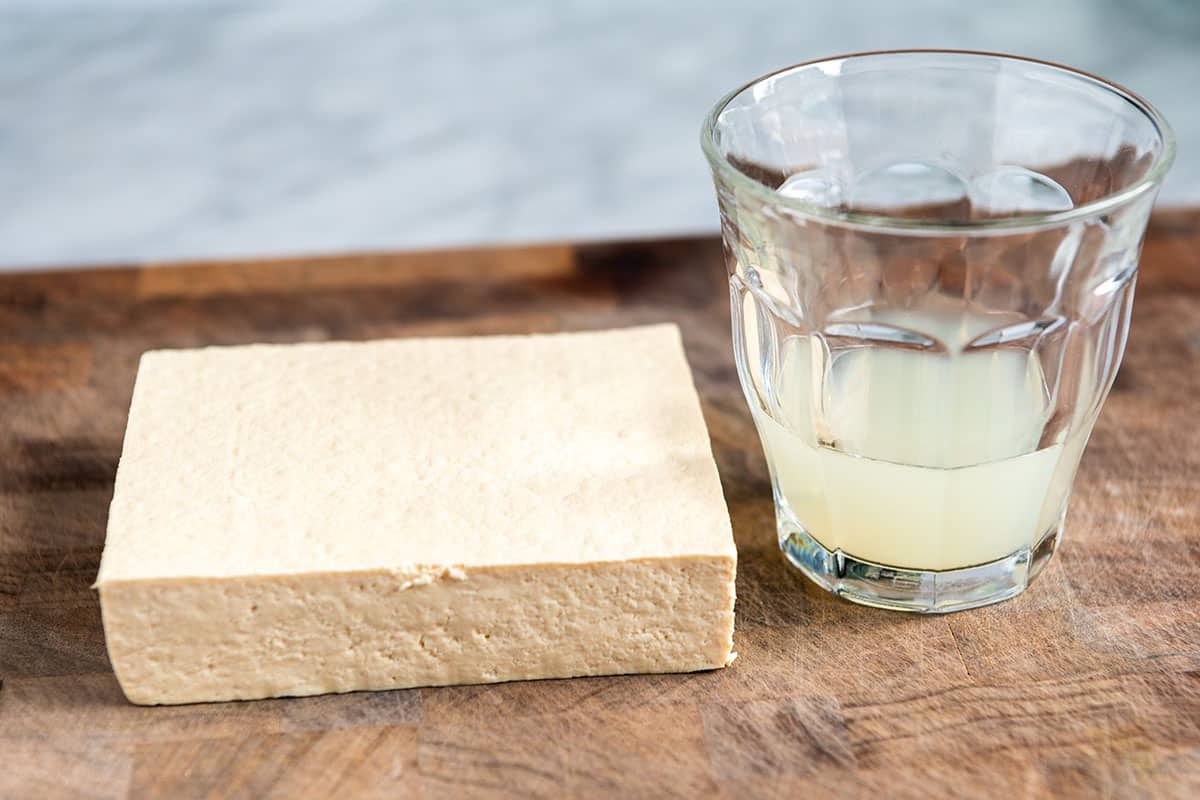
top-left (96, 324), bottom-right (737, 705)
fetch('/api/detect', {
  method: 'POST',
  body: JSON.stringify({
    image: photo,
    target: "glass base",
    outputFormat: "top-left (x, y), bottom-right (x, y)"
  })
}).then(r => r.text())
top-left (778, 517), bottom-right (1062, 613)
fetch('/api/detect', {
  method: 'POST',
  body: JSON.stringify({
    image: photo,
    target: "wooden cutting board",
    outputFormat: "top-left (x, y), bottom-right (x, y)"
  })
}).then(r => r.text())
top-left (1, 214), bottom-right (1198, 799)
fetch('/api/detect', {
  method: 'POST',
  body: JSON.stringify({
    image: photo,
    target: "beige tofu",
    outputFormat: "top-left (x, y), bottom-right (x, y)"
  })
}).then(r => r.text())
top-left (96, 324), bottom-right (736, 705)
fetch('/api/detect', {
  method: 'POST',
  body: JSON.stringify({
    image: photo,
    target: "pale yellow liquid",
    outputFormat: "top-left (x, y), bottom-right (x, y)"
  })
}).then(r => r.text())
top-left (751, 307), bottom-right (1090, 571)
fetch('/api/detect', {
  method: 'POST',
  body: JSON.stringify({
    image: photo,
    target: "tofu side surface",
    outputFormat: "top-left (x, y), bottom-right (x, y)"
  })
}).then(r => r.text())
top-left (101, 556), bottom-right (736, 705)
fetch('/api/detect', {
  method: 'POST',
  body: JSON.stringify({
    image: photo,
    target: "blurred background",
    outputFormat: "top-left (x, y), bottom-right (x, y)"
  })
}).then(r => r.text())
top-left (2, 0), bottom-right (1197, 270)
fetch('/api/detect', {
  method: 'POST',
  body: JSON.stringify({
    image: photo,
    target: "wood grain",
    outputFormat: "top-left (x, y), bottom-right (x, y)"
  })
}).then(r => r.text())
top-left (1, 212), bottom-right (1198, 798)
top-left (0, 343), bottom-right (91, 393)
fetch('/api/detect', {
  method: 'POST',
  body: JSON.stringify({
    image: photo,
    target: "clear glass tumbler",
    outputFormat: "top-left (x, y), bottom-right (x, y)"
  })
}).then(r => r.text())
top-left (701, 51), bottom-right (1175, 612)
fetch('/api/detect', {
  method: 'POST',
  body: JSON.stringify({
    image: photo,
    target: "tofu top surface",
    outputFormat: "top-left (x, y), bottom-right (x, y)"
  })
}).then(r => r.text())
top-left (97, 324), bottom-right (735, 582)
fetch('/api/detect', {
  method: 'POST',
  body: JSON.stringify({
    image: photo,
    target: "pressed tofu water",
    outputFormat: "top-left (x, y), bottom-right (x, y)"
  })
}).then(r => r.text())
top-left (741, 302), bottom-right (1092, 571)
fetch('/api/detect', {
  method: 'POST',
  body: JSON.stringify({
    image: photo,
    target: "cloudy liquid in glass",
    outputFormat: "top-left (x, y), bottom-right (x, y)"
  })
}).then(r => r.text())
top-left (749, 306), bottom-right (1089, 571)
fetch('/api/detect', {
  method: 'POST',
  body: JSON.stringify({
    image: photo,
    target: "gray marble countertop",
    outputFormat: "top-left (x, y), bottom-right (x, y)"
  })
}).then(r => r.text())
top-left (2, 0), bottom-right (1197, 270)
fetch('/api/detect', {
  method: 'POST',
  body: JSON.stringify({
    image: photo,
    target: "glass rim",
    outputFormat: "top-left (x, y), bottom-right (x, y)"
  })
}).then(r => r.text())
top-left (700, 49), bottom-right (1177, 235)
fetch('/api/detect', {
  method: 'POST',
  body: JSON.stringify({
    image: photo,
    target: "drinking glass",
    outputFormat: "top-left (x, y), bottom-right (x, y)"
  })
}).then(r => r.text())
top-left (701, 51), bottom-right (1175, 612)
